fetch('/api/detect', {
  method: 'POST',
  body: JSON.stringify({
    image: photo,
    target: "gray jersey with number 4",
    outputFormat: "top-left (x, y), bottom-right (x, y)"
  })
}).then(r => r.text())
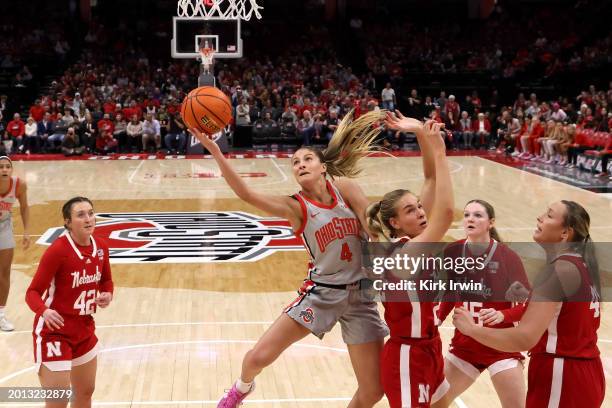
top-left (293, 180), bottom-right (366, 285)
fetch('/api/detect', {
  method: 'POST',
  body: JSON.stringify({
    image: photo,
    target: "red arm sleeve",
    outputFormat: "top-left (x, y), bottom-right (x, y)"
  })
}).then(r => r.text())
top-left (501, 302), bottom-right (527, 323)
top-left (437, 301), bottom-right (459, 323)
top-left (501, 248), bottom-right (530, 323)
top-left (99, 245), bottom-right (114, 294)
top-left (25, 245), bottom-right (62, 315)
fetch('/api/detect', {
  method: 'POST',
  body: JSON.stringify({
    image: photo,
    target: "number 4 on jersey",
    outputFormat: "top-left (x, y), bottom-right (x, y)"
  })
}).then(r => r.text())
top-left (340, 242), bottom-right (353, 262)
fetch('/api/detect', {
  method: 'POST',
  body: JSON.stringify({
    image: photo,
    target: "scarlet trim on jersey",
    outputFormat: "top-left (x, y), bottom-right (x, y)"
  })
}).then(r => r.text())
top-left (284, 279), bottom-right (316, 313)
top-left (292, 193), bottom-right (308, 237)
top-left (0, 177), bottom-right (13, 198)
top-left (298, 180), bottom-right (338, 210)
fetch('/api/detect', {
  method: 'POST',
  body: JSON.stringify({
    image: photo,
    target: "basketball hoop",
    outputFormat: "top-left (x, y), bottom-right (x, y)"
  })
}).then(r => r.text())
top-left (200, 46), bottom-right (215, 71)
top-left (177, 0), bottom-right (263, 20)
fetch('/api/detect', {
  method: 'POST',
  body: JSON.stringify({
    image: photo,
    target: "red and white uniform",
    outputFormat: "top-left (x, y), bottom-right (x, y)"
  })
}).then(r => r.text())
top-left (439, 239), bottom-right (529, 378)
top-left (26, 233), bottom-right (113, 371)
top-left (380, 237), bottom-right (449, 408)
top-left (527, 253), bottom-right (604, 408)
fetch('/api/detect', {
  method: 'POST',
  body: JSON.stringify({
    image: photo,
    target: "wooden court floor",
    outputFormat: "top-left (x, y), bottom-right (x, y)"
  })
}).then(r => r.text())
top-left (0, 156), bottom-right (611, 407)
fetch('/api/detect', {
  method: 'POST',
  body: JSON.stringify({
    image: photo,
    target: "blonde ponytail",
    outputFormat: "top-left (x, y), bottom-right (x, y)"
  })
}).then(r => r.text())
top-left (366, 201), bottom-right (388, 241)
top-left (322, 109), bottom-right (386, 178)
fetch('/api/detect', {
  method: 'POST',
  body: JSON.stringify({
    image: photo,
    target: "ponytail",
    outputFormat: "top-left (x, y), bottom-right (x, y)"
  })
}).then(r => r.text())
top-left (489, 227), bottom-right (503, 243)
top-left (561, 200), bottom-right (600, 295)
top-left (322, 109), bottom-right (386, 178)
top-left (366, 201), bottom-right (388, 241)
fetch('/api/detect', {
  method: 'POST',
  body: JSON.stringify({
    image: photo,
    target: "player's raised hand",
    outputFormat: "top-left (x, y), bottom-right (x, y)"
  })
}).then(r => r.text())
top-left (96, 292), bottom-right (113, 308)
top-left (422, 120), bottom-right (446, 152)
top-left (384, 110), bottom-right (423, 134)
top-left (479, 308), bottom-right (504, 326)
top-left (505, 281), bottom-right (530, 303)
top-left (189, 127), bottom-right (221, 155)
top-left (42, 309), bottom-right (64, 331)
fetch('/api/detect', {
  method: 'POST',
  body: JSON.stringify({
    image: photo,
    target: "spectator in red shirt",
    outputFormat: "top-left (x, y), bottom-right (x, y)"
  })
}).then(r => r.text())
top-left (430, 107), bottom-right (444, 124)
top-left (103, 100), bottom-right (117, 115)
top-left (472, 112), bottom-right (491, 149)
top-left (29, 100), bottom-right (45, 122)
top-left (122, 101), bottom-right (142, 121)
top-left (445, 95), bottom-right (460, 129)
top-left (97, 114), bottom-right (114, 137)
top-left (95, 128), bottom-right (118, 155)
top-left (519, 116), bottom-right (545, 159)
top-left (6, 113), bottom-right (25, 154)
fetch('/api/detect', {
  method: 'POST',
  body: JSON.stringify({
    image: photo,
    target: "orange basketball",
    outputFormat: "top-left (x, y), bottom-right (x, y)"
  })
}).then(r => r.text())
top-left (181, 86), bottom-right (232, 135)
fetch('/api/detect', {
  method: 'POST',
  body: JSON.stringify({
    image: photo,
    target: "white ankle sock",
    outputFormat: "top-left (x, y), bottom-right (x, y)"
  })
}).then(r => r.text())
top-left (0, 306), bottom-right (5, 317)
top-left (236, 379), bottom-right (253, 394)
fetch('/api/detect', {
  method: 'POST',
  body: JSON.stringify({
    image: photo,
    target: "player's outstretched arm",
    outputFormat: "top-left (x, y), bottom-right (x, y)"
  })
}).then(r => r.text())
top-left (385, 110), bottom-right (436, 214)
top-left (189, 128), bottom-right (303, 229)
top-left (409, 121), bottom-right (454, 244)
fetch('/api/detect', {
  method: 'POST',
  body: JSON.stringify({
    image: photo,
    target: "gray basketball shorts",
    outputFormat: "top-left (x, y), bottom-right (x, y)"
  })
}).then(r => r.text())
top-left (285, 280), bottom-right (389, 344)
top-left (0, 219), bottom-right (15, 250)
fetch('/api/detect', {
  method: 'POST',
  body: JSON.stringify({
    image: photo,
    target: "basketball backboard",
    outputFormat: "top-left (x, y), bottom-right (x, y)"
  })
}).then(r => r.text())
top-left (171, 17), bottom-right (242, 59)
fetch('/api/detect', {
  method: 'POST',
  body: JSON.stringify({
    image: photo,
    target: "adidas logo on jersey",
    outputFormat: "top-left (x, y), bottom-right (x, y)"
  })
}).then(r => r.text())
top-left (85, 258), bottom-right (92, 264)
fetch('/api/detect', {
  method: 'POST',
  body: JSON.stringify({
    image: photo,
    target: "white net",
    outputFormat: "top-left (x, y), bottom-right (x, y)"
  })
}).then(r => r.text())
top-left (177, 0), bottom-right (263, 20)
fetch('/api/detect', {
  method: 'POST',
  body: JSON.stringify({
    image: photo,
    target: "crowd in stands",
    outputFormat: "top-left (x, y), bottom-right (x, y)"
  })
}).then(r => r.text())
top-left (362, 2), bottom-right (611, 80)
top-left (0, 1), bottom-right (72, 89)
top-left (0, 1), bottom-right (609, 178)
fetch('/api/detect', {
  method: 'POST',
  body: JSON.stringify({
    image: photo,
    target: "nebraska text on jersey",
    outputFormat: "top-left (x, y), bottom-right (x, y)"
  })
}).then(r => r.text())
top-left (315, 217), bottom-right (361, 252)
top-left (72, 268), bottom-right (102, 288)
top-left (36, 212), bottom-right (303, 264)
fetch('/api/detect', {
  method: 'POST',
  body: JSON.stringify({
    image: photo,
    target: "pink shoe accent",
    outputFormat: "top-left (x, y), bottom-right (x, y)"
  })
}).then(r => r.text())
top-left (217, 382), bottom-right (255, 408)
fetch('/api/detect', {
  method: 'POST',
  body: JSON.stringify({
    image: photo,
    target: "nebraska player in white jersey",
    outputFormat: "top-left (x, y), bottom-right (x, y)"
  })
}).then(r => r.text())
top-left (438, 200), bottom-right (529, 408)
top-left (26, 197), bottom-right (113, 408)
top-left (191, 110), bottom-right (391, 408)
top-left (0, 156), bottom-right (31, 331)
top-left (366, 117), bottom-right (454, 408)
top-left (453, 200), bottom-right (604, 408)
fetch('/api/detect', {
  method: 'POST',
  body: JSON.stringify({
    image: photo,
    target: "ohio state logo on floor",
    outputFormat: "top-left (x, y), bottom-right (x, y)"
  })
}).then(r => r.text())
top-left (37, 212), bottom-right (303, 263)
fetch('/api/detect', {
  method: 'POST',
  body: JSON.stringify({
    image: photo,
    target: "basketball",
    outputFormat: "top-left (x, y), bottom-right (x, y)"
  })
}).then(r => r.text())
top-left (181, 86), bottom-right (232, 135)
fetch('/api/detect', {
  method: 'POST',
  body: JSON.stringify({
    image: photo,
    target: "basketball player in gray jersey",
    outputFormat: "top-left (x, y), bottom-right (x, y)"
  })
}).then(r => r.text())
top-left (191, 110), bottom-right (425, 408)
top-left (0, 156), bottom-right (31, 331)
